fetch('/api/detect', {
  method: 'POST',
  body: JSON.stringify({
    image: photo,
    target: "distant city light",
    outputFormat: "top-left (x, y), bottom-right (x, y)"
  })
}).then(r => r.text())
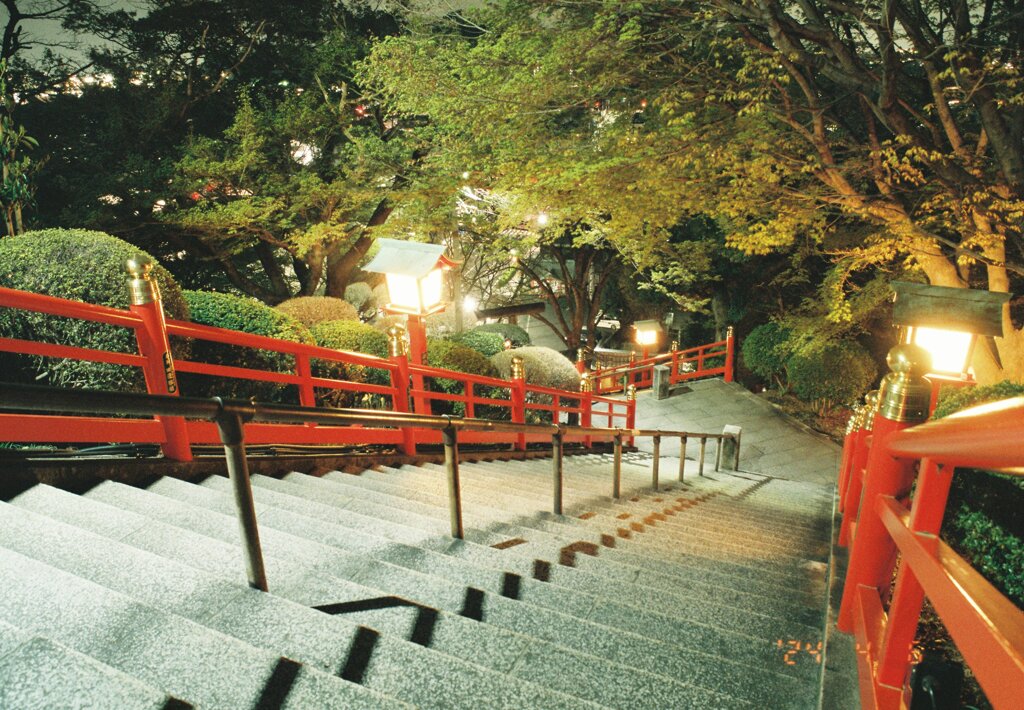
top-left (536, 212), bottom-right (549, 227)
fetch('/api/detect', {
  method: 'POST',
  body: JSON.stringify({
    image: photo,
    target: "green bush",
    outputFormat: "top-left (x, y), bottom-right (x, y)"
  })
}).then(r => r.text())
top-left (786, 340), bottom-right (876, 412)
top-left (934, 381), bottom-right (1024, 607)
top-left (275, 296), bottom-right (358, 327)
top-left (310, 319), bottom-right (392, 408)
top-left (448, 329), bottom-right (507, 358)
top-left (311, 319), bottom-right (389, 359)
top-left (181, 290), bottom-right (313, 401)
top-left (741, 322), bottom-right (791, 386)
top-left (343, 282), bottom-right (375, 314)
top-left (0, 228), bottom-right (189, 392)
top-left (474, 322), bottom-right (531, 347)
top-left (492, 347), bottom-right (582, 424)
top-left (426, 338), bottom-right (500, 416)
top-left (491, 346), bottom-right (580, 391)
top-left (932, 380), bottom-right (1024, 420)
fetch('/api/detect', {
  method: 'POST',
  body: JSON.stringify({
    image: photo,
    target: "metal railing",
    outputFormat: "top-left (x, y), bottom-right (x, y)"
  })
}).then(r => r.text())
top-left (0, 382), bottom-right (738, 594)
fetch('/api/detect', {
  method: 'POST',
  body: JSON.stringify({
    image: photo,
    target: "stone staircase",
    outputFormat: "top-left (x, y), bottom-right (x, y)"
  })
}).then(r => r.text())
top-left (0, 451), bottom-right (837, 708)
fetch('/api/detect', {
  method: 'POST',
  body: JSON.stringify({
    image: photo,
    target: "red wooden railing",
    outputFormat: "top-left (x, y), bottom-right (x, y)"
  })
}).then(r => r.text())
top-left (0, 283), bottom-right (631, 460)
top-left (837, 391), bottom-right (1024, 709)
top-left (588, 327), bottom-right (734, 395)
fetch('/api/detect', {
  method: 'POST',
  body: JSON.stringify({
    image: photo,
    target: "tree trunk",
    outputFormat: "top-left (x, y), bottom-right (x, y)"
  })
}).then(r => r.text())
top-left (324, 198), bottom-right (395, 297)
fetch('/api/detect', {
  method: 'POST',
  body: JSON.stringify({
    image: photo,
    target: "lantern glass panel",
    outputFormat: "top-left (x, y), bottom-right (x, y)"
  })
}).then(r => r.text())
top-left (419, 268), bottom-right (444, 312)
top-left (908, 326), bottom-right (973, 375)
top-left (385, 273), bottom-right (422, 312)
top-left (635, 329), bottom-right (658, 346)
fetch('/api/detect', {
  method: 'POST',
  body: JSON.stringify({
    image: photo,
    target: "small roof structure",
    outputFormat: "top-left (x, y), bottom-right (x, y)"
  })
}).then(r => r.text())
top-left (363, 238), bottom-right (459, 277)
top-left (892, 281), bottom-right (1009, 337)
top-left (633, 319), bottom-right (662, 332)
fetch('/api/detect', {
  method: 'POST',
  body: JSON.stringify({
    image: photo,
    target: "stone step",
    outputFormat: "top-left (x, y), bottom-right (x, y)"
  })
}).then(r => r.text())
top-left (71, 479), bottom-right (773, 708)
top-left (0, 622), bottom-right (177, 710)
top-left (325, 469), bottom-right (820, 575)
top-left (143, 475), bottom-right (816, 707)
top-left (0, 545), bottom-right (406, 710)
top-left (385, 463), bottom-right (831, 556)
top-left (204, 473), bottom-right (825, 640)
top-left (0, 497), bottom-right (639, 709)
top-left (271, 473), bottom-right (828, 656)
top-left (242, 473), bottom-right (822, 623)
top-left (290, 470), bottom-right (812, 594)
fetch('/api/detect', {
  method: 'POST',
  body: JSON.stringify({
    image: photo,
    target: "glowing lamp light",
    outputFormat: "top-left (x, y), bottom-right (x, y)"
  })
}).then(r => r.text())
top-left (903, 326), bottom-right (974, 376)
top-left (892, 281), bottom-right (1009, 379)
top-left (364, 238), bottom-right (458, 317)
top-left (634, 320), bottom-right (661, 347)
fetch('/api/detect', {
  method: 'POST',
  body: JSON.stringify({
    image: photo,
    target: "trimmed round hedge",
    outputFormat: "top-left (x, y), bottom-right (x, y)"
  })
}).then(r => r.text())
top-left (491, 346), bottom-right (579, 391)
top-left (181, 290), bottom-right (313, 401)
top-left (275, 296), bottom-right (358, 327)
top-left (426, 338), bottom-right (500, 416)
top-left (474, 322), bottom-right (531, 347)
top-left (0, 228), bottom-right (189, 391)
top-left (310, 319), bottom-right (392, 408)
top-left (787, 340), bottom-right (876, 410)
top-left (447, 329), bottom-right (506, 358)
top-left (741, 322), bottom-right (791, 386)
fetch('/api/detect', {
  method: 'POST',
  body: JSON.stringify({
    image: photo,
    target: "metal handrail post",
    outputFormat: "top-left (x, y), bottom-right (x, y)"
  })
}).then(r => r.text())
top-left (651, 435), bottom-right (661, 490)
top-left (442, 425), bottom-right (465, 539)
top-left (612, 434), bottom-right (623, 499)
top-left (679, 436), bottom-right (687, 481)
top-left (734, 435), bottom-right (741, 471)
top-left (552, 429), bottom-right (564, 515)
top-left (698, 437), bottom-right (707, 476)
top-left (215, 407), bottom-right (268, 592)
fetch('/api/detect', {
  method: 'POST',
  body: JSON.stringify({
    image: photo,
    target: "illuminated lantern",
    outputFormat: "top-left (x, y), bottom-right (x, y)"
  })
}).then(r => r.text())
top-left (365, 239), bottom-right (458, 365)
top-left (891, 281), bottom-right (1009, 407)
top-left (633, 319), bottom-right (661, 359)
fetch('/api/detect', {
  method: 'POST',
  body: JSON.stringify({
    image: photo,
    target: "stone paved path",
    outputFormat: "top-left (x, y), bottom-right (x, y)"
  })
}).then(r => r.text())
top-left (631, 378), bottom-right (842, 486)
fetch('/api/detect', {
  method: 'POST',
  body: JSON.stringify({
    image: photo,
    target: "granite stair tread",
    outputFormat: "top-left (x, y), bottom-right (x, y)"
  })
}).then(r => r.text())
top-left (1, 445), bottom-right (838, 709)
top-left (0, 627), bottom-right (177, 710)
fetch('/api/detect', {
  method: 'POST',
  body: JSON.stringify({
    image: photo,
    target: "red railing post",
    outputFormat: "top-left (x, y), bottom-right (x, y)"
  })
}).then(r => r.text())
top-left (387, 325), bottom-right (416, 456)
top-left (576, 347), bottom-right (586, 375)
top-left (295, 353), bottom-right (316, 408)
top-left (126, 256), bottom-right (192, 461)
top-left (838, 344), bottom-right (932, 633)
top-left (510, 355), bottom-right (527, 451)
top-left (406, 314), bottom-right (430, 416)
top-left (839, 390), bottom-right (880, 545)
top-left (724, 326), bottom-right (735, 382)
top-left (875, 458), bottom-right (954, 689)
top-left (580, 375), bottom-right (593, 448)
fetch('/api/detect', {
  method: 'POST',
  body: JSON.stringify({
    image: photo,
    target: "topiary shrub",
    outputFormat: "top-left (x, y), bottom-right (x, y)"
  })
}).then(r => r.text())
top-left (275, 296), bottom-right (358, 328)
top-left (934, 381), bottom-right (1024, 607)
top-left (491, 346), bottom-right (579, 391)
top-left (741, 322), bottom-right (791, 388)
top-left (448, 329), bottom-right (506, 358)
top-left (343, 282), bottom-right (375, 315)
top-left (310, 319), bottom-right (392, 408)
top-left (474, 322), bottom-right (531, 347)
top-left (425, 307), bottom-right (477, 336)
top-left (180, 290), bottom-right (313, 402)
top-left (786, 340), bottom-right (876, 413)
top-left (0, 228), bottom-right (189, 392)
top-left (426, 338), bottom-right (500, 416)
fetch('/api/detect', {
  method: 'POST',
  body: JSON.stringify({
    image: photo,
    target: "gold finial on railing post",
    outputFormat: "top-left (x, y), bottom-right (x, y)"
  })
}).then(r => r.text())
top-left (579, 375), bottom-right (592, 393)
top-left (671, 340), bottom-right (678, 352)
top-left (626, 384), bottom-right (636, 401)
top-left (576, 347), bottom-right (587, 374)
top-left (510, 354), bottom-right (525, 380)
top-left (125, 255), bottom-right (191, 461)
top-left (387, 324), bottom-right (408, 358)
top-left (724, 325), bottom-right (735, 383)
top-left (126, 254), bottom-right (159, 306)
top-left (878, 344), bottom-right (932, 423)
